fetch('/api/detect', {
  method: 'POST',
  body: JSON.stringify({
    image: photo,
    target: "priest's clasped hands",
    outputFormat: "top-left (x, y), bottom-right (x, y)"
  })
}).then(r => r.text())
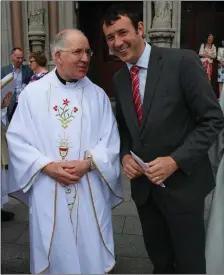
top-left (42, 160), bottom-right (90, 187)
top-left (122, 154), bottom-right (178, 185)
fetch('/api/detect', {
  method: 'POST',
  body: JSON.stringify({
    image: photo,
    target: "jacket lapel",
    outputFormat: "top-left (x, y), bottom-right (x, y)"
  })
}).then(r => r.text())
top-left (21, 65), bottom-right (26, 84)
top-left (140, 47), bottom-right (163, 134)
top-left (118, 66), bottom-right (140, 134)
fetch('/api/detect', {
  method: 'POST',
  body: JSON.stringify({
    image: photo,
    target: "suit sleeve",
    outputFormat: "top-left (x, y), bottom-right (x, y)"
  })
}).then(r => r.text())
top-left (170, 50), bottom-right (224, 175)
top-left (23, 66), bottom-right (34, 84)
top-left (113, 79), bottom-right (132, 162)
top-left (1, 66), bottom-right (6, 79)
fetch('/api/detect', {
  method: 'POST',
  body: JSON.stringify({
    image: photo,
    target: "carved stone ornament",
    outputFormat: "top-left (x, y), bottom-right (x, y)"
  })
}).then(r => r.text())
top-left (152, 1), bottom-right (173, 29)
top-left (148, 29), bottom-right (175, 48)
top-left (28, 36), bottom-right (46, 41)
top-left (28, 8), bottom-right (45, 26)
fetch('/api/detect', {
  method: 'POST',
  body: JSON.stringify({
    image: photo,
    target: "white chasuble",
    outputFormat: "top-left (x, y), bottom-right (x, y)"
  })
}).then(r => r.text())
top-left (6, 69), bottom-right (123, 274)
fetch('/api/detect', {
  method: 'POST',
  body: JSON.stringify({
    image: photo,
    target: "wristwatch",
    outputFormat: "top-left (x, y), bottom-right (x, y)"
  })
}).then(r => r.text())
top-left (87, 156), bottom-right (95, 171)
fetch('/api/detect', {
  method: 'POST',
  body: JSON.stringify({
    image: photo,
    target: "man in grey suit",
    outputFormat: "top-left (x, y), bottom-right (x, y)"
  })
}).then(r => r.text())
top-left (1, 47), bottom-right (33, 120)
top-left (102, 3), bottom-right (224, 274)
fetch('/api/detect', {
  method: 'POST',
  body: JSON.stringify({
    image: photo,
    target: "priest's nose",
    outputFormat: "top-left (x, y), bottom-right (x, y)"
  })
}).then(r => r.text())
top-left (80, 52), bottom-right (89, 63)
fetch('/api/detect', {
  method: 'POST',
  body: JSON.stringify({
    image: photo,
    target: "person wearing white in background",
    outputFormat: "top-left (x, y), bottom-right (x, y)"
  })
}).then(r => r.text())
top-left (6, 29), bottom-right (123, 274)
top-left (1, 90), bottom-right (14, 222)
top-left (206, 85), bottom-right (224, 274)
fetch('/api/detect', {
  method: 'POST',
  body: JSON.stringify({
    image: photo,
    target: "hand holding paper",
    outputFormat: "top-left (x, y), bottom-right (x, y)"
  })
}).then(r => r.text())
top-left (130, 151), bottom-right (165, 187)
top-left (122, 154), bottom-right (144, 180)
top-left (146, 156), bottom-right (178, 186)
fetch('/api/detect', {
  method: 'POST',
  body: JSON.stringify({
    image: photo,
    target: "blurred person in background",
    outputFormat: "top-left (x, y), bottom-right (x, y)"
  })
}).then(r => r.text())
top-left (28, 51), bottom-right (48, 83)
top-left (206, 84), bottom-right (224, 274)
top-left (217, 40), bottom-right (224, 98)
top-left (1, 91), bottom-right (14, 221)
top-left (199, 33), bottom-right (216, 80)
top-left (1, 47), bottom-right (33, 120)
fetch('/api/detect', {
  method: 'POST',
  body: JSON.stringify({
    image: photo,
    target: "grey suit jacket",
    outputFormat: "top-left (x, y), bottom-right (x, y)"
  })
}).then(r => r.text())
top-left (113, 46), bottom-right (224, 211)
top-left (1, 64), bottom-right (33, 118)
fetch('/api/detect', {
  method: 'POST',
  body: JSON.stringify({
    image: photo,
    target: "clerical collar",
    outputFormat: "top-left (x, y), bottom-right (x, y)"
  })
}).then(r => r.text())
top-left (55, 69), bottom-right (78, 85)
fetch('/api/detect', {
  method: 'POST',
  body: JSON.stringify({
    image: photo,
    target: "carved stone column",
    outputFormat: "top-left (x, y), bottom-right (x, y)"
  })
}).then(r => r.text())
top-left (143, 1), bottom-right (152, 42)
top-left (171, 1), bottom-right (181, 48)
top-left (28, 1), bottom-right (46, 52)
top-left (148, 1), bottom-right (175, 48)
top-left (11, 1), bottom-right (23, 49)
top-left (1, 1), bottom-right (13, 66)
top-left (48, 1), bottom-right (58, 43)
top-left (58, 1), bottom-right (77, 30)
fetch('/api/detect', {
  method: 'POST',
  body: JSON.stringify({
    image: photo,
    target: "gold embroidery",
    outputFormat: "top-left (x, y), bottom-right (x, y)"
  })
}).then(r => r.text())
top-left (86, 171), bottom-right (115, 260)
top-left (39, 182), bottom-right (58, 274)
top-left (21, 162), bottom-right (52, 191)
top-left (85, 151), bottom-right (124, 202)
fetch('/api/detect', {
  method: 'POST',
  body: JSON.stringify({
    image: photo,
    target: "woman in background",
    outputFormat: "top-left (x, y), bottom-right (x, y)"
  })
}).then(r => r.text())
top-left (206, 85), bottom-right (224, 274)
top-left (217, 40), bottom-right (224, 98)
top-left (199, 33), bottom-right (216, 80)
top-left (29, 51), bottom-right (48, 83)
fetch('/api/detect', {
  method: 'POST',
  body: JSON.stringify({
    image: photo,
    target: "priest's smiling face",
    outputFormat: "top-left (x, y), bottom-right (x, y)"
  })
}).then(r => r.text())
top-left (55, 32), bottom-right (91, 81)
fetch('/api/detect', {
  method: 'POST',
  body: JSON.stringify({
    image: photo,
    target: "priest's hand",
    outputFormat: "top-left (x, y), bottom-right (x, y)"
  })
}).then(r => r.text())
top-left (145, 156), bottom-right (178, 185)
top-left (42, 162), bottom-right (81, 186)
top-left (122, 154), bottom-right (144, 180)
top-left (64, 160), bottom-right (90, 178)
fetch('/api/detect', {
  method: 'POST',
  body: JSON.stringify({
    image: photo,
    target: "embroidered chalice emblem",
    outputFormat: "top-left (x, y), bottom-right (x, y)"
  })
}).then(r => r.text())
top-left (57, 135), bottom-right (72, 161)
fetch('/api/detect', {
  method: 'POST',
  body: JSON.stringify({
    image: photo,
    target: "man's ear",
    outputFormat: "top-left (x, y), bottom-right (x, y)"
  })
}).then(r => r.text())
top-left (54, 51), bottom-right (62, 64)
top-left (137, 21), bottom-right (144, 37)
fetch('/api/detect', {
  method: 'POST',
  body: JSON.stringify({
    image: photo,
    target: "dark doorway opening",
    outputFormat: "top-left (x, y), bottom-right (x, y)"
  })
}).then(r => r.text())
top-left (180, 1), bottom-right (224, 96)
top-left (78, 1), bottom-right (143, 98)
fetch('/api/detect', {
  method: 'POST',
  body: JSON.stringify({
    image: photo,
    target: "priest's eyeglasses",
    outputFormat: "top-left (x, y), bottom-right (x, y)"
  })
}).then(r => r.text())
top-left (60, 48), bottom-right (94, 58)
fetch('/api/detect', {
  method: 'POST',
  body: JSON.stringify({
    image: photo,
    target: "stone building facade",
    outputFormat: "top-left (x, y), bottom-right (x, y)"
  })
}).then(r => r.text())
top-left (1, 1), bottom-right (77, 69)
top-left (1, 1), bottom-right (181, 67)
top-left (2, 1), bottom-right (223, 96)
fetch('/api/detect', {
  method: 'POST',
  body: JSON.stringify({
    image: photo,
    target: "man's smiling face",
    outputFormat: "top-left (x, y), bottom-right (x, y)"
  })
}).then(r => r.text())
top-left (103, 15), bottom-right (145, 64)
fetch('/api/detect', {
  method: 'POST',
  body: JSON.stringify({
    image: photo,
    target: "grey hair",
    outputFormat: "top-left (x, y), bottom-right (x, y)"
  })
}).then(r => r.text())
top-left (50, 29), bottom-right (86, 60)
top-left (50, 30), bottom-right (68, 59)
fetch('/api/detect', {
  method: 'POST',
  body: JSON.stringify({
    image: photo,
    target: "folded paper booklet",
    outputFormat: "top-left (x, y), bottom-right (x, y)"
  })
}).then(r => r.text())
top-left (130, 151), bottom-right (165, 188)
top-left (1, 73), bottom-right (16, 104)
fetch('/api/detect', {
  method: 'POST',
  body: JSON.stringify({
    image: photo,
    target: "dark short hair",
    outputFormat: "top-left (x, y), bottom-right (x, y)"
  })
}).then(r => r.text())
top-left (29, 51), bottom-right (47, 67)
top-left (207, 33), bottom-right (214, 39)
top-left (204, 33), bottom-right (214, 47)
top-left (101, 3), bottom-right (142, 32)
top-left (11, 47), bottom-right (23, 55)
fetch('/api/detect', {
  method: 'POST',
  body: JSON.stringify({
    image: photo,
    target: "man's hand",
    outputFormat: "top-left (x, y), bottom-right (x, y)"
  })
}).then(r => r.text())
top-left (145, 156), bottom-right (178, 185)
top-left (64, 160), bottom-right (90, 178)
top-left (122, 154), bottom-right (144, 180)
top-left (1, 92), bottom-right (12, 109)
top-left (42, 162), bottom-right (81, 187)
